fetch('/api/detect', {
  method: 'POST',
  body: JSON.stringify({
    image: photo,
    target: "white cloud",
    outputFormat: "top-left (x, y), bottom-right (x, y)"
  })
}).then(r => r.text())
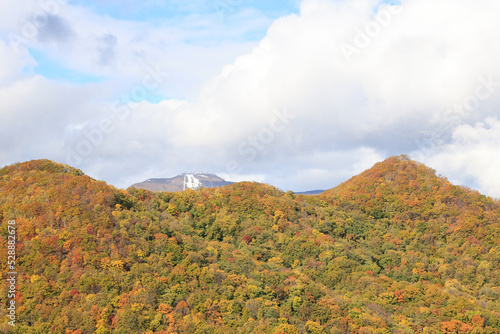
top-left (0, 39), bottom-right (37, 84)
top-left (1, 0), bottom-right (500, 195)
top-left (266, 147), bottom-right (385, 191)
top-left (419, 118), bottom-right (500, 198)
top-left (0, 73), bottom-right (105, 163)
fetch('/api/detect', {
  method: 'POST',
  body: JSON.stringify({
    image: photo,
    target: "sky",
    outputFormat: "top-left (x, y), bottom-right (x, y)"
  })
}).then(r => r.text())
top-left (1, 0), bottom-right (500, 196)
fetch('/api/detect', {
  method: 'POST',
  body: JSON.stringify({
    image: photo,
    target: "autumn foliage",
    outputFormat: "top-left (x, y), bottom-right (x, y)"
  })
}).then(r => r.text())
top-left (0, 156), bottom-right (499, 333)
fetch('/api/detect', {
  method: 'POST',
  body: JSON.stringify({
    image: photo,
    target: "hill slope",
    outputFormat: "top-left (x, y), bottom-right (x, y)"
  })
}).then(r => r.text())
top-left (1, 157), bottom-right (499, 333)
top-left (324, 154), bottom-right (495, 218)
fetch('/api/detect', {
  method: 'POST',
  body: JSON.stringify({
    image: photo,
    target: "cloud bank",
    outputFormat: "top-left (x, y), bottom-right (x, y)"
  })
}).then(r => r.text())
top-left (1, 0), bottom-right (500, 196)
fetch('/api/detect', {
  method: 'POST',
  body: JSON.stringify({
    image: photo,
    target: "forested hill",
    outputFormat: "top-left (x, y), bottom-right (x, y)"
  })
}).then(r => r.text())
top-left (0, 156), bottom-right (499, 333)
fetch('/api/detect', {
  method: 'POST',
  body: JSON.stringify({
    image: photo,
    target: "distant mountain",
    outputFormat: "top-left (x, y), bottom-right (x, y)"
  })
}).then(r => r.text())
top-left (294, 189), bottom-right (325, 195)
top-left (130, 173), bottom-right (234, 192)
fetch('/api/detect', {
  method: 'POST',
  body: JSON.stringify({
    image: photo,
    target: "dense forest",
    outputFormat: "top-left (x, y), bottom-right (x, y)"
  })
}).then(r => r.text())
top-left (0, 155), bottom-right (499, 333)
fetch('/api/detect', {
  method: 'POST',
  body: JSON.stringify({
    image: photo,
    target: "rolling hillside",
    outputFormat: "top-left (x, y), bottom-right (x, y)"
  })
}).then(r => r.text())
top-left (0, 156), bottom-right (499, 333)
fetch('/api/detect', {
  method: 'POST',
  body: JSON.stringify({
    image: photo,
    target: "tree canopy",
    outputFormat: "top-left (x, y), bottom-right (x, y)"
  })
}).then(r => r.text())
top-left (1, 156), bottom-right (499, 333)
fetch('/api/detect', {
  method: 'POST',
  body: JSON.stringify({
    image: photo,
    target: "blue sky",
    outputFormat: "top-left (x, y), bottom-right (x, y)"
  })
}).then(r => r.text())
top-left (67, 0), bottom-right (302, 21)
top-left (1, 0), bottom-right (500, 196)
top-left (31, 49), bottom-right (105, 83)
